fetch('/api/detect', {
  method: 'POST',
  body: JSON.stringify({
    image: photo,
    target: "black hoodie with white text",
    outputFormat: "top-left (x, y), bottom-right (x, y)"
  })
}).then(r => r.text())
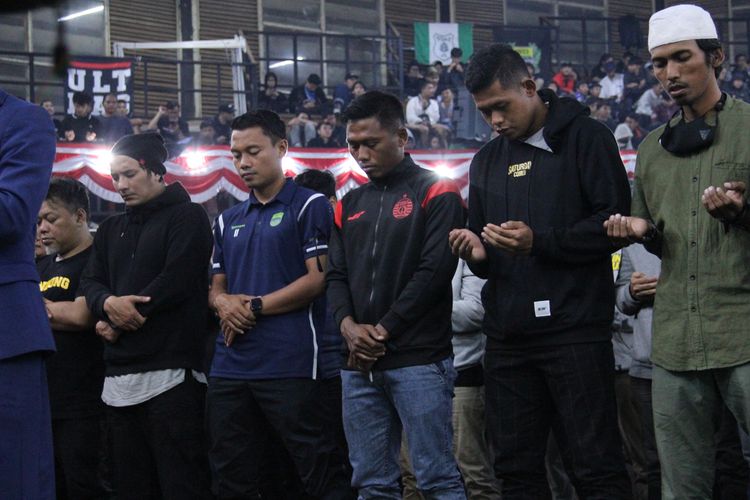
top-left (468, 89), bottom-right (631, 349)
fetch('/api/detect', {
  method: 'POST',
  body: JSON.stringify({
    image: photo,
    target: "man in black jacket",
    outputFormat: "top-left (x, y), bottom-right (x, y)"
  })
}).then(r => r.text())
top-left (327, 91), bottom-right (467, 499)
top-left (289, 73), bottom-right (329, 116)
top-left (81, 133), bottom-right (213, 499)
top-left (449, 44), bottom-right (632, 499)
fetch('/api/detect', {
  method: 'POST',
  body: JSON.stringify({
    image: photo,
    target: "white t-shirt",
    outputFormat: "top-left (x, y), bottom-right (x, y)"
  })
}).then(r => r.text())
top-left (600, 74), bottom-right (625, 101)
top-left (102, 369), bottom-right (206, 407)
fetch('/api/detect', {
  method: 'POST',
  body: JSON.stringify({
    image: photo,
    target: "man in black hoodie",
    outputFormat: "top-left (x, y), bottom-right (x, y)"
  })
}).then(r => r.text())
top-left (449, 44), bottom-right (632, 498)
top-left (81, 133), bottom-right (213, 499)
top-left (327, 91), bottom-right (467, 498)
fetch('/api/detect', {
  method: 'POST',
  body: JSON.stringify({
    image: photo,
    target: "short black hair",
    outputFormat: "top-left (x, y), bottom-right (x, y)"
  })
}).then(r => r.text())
top-left (72, 91), bottom-right (93, 106)
top-left (342, 90), bottom-right (404, 132)
top-left (696, 38), bottom-right (723, 79)
top-left (465, 44), bottom-right (530, 94)
top-left (294, 169), bottom-right (336, 199)
top-left (45, 178), bottom-right (90, 219)
top-left (230, 110), bottom-right (286, 144)
top-left (451, 47), bottom-right (463, 58)
top-left (419, 79), bottom-right (435, 92)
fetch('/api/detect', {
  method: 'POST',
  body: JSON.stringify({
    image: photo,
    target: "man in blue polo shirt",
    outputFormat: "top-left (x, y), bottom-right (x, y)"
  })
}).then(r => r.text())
top-left (207, 110), bottom-right (352, 499)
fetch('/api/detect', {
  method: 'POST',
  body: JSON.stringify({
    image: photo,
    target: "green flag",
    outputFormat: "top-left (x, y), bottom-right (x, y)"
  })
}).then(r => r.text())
top-left (414, 23), bottom-right (473, 65)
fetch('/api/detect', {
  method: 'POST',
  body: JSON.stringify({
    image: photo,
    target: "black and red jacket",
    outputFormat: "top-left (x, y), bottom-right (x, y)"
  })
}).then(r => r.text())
top-left (326, 154), bottom-right (466, 370)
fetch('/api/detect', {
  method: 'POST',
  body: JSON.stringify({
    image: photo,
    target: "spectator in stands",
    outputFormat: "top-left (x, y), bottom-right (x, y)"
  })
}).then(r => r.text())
top-left (613, 120), bottom-right (634, 150)
top-left (618, 50), bottom-right (634, 73)
top-left (447, 47), bottom-right (465, 93)
top-left (116, 99), bottom-right (129, 117)
top-left (41, 98), bottom-right (63, 139)
top-left (257, 71), bottom-right (288, 114)
top-left (307, 121), bottom-right (342, 148)
top-left (635, 79), bottom-right (666, 129)
top-left (289, 73), bottom-right (329, 116)
top-left (575, 81), bottom-right (590, 103)
top-left (624, 113), bottom-right (646, 149)
top-left (623, 57), bottom-right (647, 111)
top-left (62, 91), bottom-right (101, 143)
top-left (99, 93), bottom-right (133, 144)
top-left (197, 119), bottom-right (216, 146)
top-left (600, 60), bottom-right (625, 103)
top-left (287, 111), bottom-right (317, 148)
top-left (333, 73), bottom-right (358, 114)
top-left (212, 103), bottom-right (235, 145)
top-left (405, 80), bottom-right (449, 148)
top-left (425, 68), bottom-right (441, 90)
top-left (352, 80), bottom-right (367, 98)
top-left (405, 60), bottom-right (424, 97)
top-left (438, 87), bottom-right (456, 131)
top-left (590, 82), bottom-right (602, 99)
top-left (592, 99), bottom-right (617, 130)
top-left (552, 62), bottom-right (577, 96)
top-left (526, 62), bottom-right (545, 89)
top-left (433, 60), bottom-right (448, 92)
top-left (323, 112), bottom-right (347, 146)
top-left (116, 99), bottom-right (142, 135)
top-left (732, 53), bottom-right (749, 79)
top-left (728, 71), bottom-right (750, 102)
top-left (591, 53), bottom-right (615, 82)
top-left (148, 100), bottom-right (190, 146)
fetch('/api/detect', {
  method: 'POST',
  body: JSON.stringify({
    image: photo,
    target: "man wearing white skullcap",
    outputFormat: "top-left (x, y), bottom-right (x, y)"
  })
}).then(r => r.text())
top-left (605, 4), bottom-right (750, 499)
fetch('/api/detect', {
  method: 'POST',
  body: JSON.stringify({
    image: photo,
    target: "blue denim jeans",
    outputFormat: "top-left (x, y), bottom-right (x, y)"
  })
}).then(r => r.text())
top-left (341, 357), bottom-right (466, 500)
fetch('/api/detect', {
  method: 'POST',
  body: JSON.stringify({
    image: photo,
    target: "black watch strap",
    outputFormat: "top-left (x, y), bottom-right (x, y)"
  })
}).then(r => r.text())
top-left (251, 297), bottom-right (263, 314)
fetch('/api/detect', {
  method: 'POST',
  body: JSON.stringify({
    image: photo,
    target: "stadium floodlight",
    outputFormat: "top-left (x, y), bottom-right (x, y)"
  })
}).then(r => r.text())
top-left (58, 4), bottom-right (104, 22)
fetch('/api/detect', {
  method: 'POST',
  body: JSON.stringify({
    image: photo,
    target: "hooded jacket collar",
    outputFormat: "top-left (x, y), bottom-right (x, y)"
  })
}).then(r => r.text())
top-left (126, 182), bottom-right (190, 223)
top-left (537, 89), bottom-right (591, 154)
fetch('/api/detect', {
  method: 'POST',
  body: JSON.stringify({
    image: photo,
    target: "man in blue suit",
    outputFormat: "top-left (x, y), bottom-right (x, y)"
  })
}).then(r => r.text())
top-left (0, 87), bottom-right (58, 499)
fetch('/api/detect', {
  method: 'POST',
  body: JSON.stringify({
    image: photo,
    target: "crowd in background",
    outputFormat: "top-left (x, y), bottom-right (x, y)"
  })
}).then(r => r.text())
top-left (40, 47), bottom-right (750, 155)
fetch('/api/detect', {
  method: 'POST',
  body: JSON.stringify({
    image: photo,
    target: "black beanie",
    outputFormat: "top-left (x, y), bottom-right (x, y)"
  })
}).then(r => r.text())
top-left (111, 133), bottom-right (168, 176)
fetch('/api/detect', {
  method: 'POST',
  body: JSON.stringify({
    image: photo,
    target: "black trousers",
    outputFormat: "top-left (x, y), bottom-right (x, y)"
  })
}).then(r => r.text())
top-left (53, 416), bottom-right (108, 500)
top-left (629, 376), bottom-right (661, 500)
top-left (206, 376), bottom-right (353, 500)
top-left (484, 341), bottom-right (631, 500)
top-left (107, 374), bottom-right (211, 500)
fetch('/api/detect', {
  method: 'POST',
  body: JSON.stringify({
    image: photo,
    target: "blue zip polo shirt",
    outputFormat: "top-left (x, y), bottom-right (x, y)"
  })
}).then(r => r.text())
top-left (210, 178), bottom-right (335, 380)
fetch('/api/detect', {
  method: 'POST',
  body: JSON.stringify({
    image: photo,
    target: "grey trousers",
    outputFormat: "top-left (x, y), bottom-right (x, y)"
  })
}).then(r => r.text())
top-left (652, 362), bottom-right (750, 499)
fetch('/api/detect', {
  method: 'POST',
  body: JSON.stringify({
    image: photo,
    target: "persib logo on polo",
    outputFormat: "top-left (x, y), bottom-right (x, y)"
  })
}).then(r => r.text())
top-left (270, 212), bottom-right (285, 227)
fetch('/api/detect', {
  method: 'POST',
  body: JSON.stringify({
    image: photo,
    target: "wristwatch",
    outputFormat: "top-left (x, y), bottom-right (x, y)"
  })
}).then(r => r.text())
top-left (250, 296), bottom-right (263, 315)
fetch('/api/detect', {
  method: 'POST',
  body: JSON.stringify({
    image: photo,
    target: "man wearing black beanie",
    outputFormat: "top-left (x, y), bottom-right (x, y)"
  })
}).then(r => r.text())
top-left (81, 133), bottom-right (213, 499)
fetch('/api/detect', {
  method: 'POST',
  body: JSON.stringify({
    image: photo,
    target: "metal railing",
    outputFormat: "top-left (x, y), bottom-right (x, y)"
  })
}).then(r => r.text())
top-left (248, 30), bottom-right (404, 100)
top-left (0, 50), bottom-right (253, 121)
top-left (539, 16), bottom-right (750, 73)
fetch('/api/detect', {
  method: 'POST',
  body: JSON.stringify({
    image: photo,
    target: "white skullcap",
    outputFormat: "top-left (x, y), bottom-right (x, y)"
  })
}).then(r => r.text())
top-left (648, 4), bottom-right (718, 51)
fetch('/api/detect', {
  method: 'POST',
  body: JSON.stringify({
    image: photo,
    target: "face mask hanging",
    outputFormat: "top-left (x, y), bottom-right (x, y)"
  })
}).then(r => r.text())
top-left (659, 93), bottom-right (726, 156)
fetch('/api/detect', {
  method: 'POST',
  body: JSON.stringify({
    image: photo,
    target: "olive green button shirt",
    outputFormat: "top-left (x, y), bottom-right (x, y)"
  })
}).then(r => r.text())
top-left (632, 96), bottom-right (750, 371)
